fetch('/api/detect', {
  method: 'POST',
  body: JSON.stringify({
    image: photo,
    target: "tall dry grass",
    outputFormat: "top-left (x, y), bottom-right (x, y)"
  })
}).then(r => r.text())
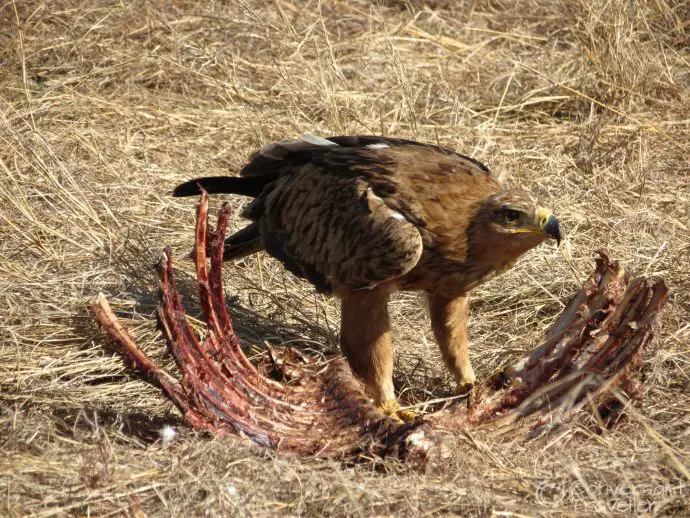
top-left (1, 0), bottom-right (688, 515)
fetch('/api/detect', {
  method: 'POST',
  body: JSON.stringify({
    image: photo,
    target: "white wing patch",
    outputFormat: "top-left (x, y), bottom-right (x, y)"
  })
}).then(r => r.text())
top-left (300, 134), bottom-right (338, 147)
top-left (366, 143), bottom-right (390, 150)
top-left (259, 134), bottom-right (338, 159)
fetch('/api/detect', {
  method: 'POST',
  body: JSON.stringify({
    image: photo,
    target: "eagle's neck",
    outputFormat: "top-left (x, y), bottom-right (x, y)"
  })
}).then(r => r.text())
top-left (437, 232), bottom-right (537, 296)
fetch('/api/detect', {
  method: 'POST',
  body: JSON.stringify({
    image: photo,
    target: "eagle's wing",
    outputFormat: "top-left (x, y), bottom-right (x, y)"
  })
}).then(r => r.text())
top-left (174, 134), bottom-right (501, 292)
top-left (256, 169), bottom-right (423, 293)
top-left (243, 136), bottom-right (428, 293)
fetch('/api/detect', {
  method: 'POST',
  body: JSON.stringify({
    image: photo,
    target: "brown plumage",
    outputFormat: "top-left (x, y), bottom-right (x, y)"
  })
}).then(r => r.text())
top-left (174, 135), bottom-right (561, 419)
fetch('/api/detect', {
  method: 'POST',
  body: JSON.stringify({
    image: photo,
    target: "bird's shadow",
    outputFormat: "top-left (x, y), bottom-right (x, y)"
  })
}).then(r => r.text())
top-left (90, 236), bottom-right (340, 363)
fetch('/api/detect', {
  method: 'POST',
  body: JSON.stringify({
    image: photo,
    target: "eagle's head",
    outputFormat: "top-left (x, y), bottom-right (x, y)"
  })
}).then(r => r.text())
top-left (481, 189), bottom-right (560, 243)
top-left (465, 189), bottom-right (561, 280)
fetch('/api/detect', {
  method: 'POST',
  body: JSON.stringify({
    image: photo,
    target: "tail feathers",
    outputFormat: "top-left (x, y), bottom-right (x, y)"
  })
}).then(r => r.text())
top-left (173, 175), bottom-right (269, 198)
top-left (223, 223), bottom-right (265, 261)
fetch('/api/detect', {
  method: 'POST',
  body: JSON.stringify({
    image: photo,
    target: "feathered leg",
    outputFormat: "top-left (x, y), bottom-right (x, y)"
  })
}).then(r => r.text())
top-left (427, 292), bottom-right (476, 396)
top-left (340, 286), bottom-right (414, 420)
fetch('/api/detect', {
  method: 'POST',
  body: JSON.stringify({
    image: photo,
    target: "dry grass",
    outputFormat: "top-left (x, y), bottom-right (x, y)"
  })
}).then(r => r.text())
top-left (1, 0), bottom-right (688, 515)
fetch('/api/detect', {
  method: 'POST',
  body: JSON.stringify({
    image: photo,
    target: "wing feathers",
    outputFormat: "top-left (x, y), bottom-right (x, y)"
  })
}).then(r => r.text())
top-left (173, 135), bottom-right (500, 294)
top-left (172, 176), bottom-right (269, 197)
top-left (299, 134), bottom-right (339, 147)
top-left (257, 134), bottom-right (338, 160)
top-left (261, 173), bottom-right (423, 293)
top-left (222, 223), bottom-right (265, 261)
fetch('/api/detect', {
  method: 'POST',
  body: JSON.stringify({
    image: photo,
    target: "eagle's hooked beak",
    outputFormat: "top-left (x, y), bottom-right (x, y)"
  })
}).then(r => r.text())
top-left (538, 209), bottom-right (562, 246)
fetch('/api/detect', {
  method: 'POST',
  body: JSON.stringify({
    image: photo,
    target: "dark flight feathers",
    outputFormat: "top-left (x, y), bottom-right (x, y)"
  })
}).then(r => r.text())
top-left (172, 175), bottom-right (270, 198)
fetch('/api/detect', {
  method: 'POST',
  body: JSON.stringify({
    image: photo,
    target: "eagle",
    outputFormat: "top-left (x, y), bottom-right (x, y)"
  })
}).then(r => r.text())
top-left (173, 135), bottom-right (561, 420)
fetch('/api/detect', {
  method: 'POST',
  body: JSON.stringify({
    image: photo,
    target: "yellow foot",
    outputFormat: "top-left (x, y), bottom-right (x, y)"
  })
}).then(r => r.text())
top-left (377, 399), bottom-right (417, 422)
top-left (456, 381), bottom-right (475, 408)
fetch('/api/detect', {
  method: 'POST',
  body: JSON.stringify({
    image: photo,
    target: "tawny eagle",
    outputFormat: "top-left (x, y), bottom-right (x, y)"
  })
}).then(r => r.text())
top-left (174, 135), bottom-right (561, 420)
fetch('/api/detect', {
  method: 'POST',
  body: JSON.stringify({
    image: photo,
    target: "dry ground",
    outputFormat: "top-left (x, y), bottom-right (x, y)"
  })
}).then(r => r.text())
top-left (1, 0), bottom-right (688, 516)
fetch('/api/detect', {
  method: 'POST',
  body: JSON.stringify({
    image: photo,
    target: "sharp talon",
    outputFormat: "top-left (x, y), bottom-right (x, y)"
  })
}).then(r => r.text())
top-left (377, 399), bottom-right (417, 422)
top-left (456, 381), bottom-right (474, 395)
top-left (466, 389), bottom-right (475, 409)
top-left (456, 381), bottom-right (475, 408)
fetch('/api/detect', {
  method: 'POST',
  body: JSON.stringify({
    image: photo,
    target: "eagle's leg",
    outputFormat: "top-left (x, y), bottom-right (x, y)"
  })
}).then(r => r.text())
top-left (428, 292), bottom-right (476, 401)
top-left (340, 286), bottom-right (415, 421)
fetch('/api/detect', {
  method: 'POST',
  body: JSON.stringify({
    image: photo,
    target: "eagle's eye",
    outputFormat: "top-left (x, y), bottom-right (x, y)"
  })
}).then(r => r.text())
top-left (502, 208), bottom-right (521, 223)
